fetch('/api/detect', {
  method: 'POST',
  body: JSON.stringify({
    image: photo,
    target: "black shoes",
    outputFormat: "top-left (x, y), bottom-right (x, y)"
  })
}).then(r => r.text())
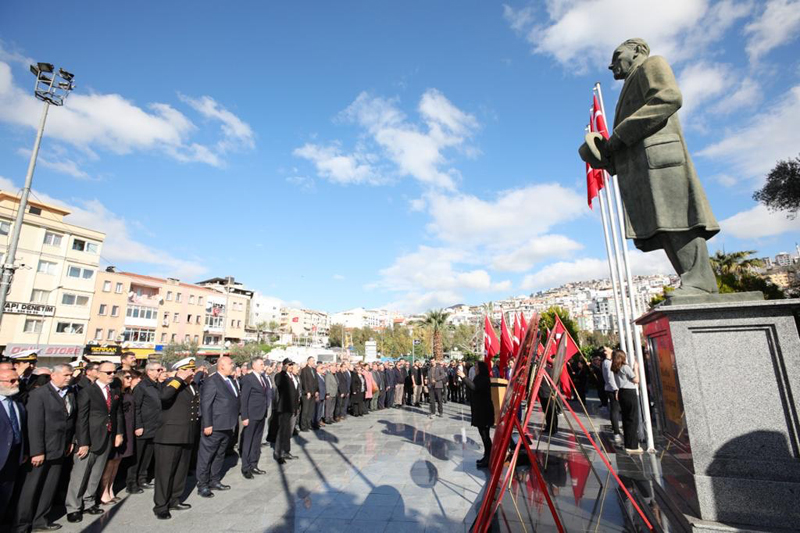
top-left (274, 453), bottom-right (286, 465)
top-left (209, 482), bottom-right (231, 491)
top-left (140, 482), bottom-right (154, 489)
top-left (126, 486), bottom-right (144, 494)
top-left (169, 502), bottom-right (192, 511)
top-left (155, 511), bottom-right (172, 520)
top-left (66, 512), bottom-right (82, 523)
top-left (84, 506), bottom-right (104, 516)
top-left (242, 470), bottom-right (254, 479)
top-left (197, 487), bottom-right (214, 498)
top-left (283, 453), bottom-right (298, 460)
top-left (32, 524), bottom-right (62, 531)
top-left (252, 467), bottom-right (266, 475)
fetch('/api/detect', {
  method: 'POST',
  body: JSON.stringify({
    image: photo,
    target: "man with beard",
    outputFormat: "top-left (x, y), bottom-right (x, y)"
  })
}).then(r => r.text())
top-left (0, 367), bottom-right (25, 524)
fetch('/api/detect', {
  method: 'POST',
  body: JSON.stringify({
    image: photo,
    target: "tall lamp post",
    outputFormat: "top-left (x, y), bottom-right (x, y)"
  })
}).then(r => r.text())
top-left (0, 63), bottom-right (74, 326)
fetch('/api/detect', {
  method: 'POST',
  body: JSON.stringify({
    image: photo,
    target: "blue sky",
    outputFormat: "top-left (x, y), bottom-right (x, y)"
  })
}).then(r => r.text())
top-left (1, 1), bottom-right (799, 313)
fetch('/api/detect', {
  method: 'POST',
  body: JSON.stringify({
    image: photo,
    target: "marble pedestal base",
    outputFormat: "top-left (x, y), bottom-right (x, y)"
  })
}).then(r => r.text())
top-left (636, 299), bottom-right (800, 531)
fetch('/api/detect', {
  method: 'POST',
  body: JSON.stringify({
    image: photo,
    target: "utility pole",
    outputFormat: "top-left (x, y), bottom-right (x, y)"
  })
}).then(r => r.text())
top-left (0, 64), bottom-right (74, 327)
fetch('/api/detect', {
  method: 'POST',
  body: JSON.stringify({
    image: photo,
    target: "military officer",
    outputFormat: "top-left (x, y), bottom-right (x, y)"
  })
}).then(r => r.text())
top-left (9, 351), bottom-right (38, 404)
top-left (152, 358), bottom-right (199, 520)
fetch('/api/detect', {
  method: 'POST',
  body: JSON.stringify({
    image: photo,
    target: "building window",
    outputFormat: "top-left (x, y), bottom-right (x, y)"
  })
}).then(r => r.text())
top-left (0, 220), bottom-right (10, 236)
top-left (61, 293), bottom-right (89, 306)
top-left (67, 265), bottom-right (94, 279)
top-left (166, 291), bottom-right (173, 301)
top-left (184, 334), bottom-right (190, 342)
top-left (94, 328), bottom-right (103, 340)
top-left (23, 319), bottom-right (43, 333)
top-left (171, 334), bottom-right (177, 342)
top-left (196, 315), bottom-right (201, 324)
top-left (231, 319), bottom-right (235, 328)
top-left (103, 280), bottom-right (112, 292)
top-left (107, 329), bottom-right (116, 340)
top-left (237, 320), bottom-right (242, 328)
top-left (28, 206), bottom-right (42, 215)
top-left (173, 312), bottom-right (179, 322)
top-left (189, 295), bottom-right (195, 304)
top-left (71, 239), bottom-right (97, 253)
top-left (160, 332), bottom-right (167, 342)
top-left (123, 327), bottom-right (155, 343)
top-left (193, 335), bottom-right (199, 343)
top-left (30, 289), bottom-right (50, 303)
top-left (43, 232), bottom-right (62, 246)
top-left (176, 293), bottom-right (182, 303)
top-left (37, 260), bottom-right (57, 275)
top-left (111, 305), bottom-right (119, 317)
top-left (56, 322), bottom-right (84, 334)
top-left (115, 282), bottom-right (123, 294)
top-left (98, 304), bottom-right (107, 315)
top-left (198, 296), bottom-right (203, 305)
top-left (126, 305), bottom-right (156, 319)
top-left (187, 314), bottom-right (192, 323)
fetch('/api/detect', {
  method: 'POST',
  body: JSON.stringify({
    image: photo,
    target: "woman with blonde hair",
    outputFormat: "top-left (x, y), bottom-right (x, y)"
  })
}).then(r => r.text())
top-left (610, 350), bottom-right (642, 454)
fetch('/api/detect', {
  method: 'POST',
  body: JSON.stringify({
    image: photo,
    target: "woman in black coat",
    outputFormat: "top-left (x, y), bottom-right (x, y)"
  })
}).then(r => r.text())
top-left (458, 361), bottom-right (494, 468)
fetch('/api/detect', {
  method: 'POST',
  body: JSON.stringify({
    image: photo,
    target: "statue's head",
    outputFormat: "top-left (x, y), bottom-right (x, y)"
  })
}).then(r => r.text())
top-left (609, 38), bottom-right (650, 80)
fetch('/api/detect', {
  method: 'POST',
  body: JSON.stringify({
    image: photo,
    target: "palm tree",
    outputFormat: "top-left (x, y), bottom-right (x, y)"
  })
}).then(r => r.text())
top-left (421, 309), bottom-right (451, 361)
top-left (710, 250), bottom-right (763, 277)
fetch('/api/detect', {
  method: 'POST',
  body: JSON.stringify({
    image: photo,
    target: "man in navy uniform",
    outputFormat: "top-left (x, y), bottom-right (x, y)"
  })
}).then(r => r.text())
top-left (152, 358), bottom-right (199, 520)
top-left (9, 351), bottom-right (38, 404)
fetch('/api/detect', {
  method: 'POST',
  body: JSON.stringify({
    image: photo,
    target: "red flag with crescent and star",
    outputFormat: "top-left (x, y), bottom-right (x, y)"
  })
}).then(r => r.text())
top-left (586, 94), bottom-right (609, 208)
top-left (483, 315), bottom-right (499, 367)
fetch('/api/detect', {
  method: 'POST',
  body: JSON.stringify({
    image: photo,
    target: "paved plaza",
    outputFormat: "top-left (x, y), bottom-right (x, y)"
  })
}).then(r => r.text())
top-left (57, 401), bottom-right (486, 533)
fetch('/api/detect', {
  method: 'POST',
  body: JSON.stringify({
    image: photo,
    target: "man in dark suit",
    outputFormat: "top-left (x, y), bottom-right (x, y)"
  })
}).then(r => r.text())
top-left (197, 355), bottom-right (239, 498)
top-left (65, 361), bottom-right (124, 523)
top-left (384, 362), bottom-right (396, 408)
top-left (428, 360), bottom-right (446, 418)
top-left (153, 358), bottom-right (200, 520)
top-left (335, 364), bottom-right (348, 421)
top-left (14, 363), bottom-right (76, 532)
top-left (0, 367), bottom-right (25, 526)
top-left (298, 357), bottom-right (318, 431)
top-left (239, 357), bottom-right (271, 479)
top-left (127, 361), bottom-right (163, 493)
top-left (274, 359), bottom-right (299, 464)
top-left (313, 363), bottom-right (326, 429)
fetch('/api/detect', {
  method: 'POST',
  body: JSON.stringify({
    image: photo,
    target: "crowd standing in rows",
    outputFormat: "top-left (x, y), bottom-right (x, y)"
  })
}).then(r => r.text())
top-left (0, 350), bottom-right (479, 531)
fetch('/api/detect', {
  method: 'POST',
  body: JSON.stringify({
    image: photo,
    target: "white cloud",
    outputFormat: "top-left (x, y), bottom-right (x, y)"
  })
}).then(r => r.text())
top-left (503, 0), bottom-right (751, 72)
top-left (297, 89), bottom-right (478, 190)
top-left (491, 234), bottom-right (584, 272)
top-left (0, 54), bottom-right (253, 169)
top-left (698, 85), bottom-right (800, 180)
top-left (520, 250), bottom-right (673, 291)
top-left (332, 274), bottom-right (345, 281)
top-left (286, 175), bottom-right (316, 193)
top-left (678, 62), bottom-right (735, 118)
top-left (16, 147), bottom-right (91, 180)
top-left (293, 143), bottom-right (381, 185)
top-left (0, 176), bottom-right (208, 280)
top-left (745, 0), bottom-right (800, 62)
top-left (719, 204), bottom-right (800, 239)
top-left (425, 183), bottom-right (585, 249)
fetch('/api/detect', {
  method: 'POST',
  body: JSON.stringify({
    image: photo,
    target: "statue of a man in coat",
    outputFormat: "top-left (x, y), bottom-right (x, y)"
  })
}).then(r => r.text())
top-left (579, 38), bottom-right (720, 298)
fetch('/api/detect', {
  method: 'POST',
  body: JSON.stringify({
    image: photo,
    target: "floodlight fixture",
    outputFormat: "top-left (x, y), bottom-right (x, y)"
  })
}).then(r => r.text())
top-left (30, 62), bottom-right (74, 106)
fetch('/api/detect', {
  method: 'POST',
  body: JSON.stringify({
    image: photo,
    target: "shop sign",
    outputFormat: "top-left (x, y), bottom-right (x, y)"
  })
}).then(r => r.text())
top-left (4, 301), bottom-right (56, 316)
top-left (84, 344), bottom-right (123, 357)
top-left (4, 343), bottom-right (82, 357)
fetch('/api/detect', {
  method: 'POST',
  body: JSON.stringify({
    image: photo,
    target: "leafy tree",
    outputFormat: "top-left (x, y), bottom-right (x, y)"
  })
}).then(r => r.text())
top-left (381, 325), bottom-right (412, 358)
top-left (753, 154), bottom-right (800, 219)
top-left (160, 341), bottom-right (198, 367)
top-left (538, 306), bottom-right (580, 345)
top-left (328, 324), bottom-right (344, 348)
top-left (710, 250), bottom-right (784, 299)
top-left (448, 323), bottom-right (478, 357)
top-left (421, 309), bottom-right (451, 361)
top-left (649, 286), bottom-right (675, 308)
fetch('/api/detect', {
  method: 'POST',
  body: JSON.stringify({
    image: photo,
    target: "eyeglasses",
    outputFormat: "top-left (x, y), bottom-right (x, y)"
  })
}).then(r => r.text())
top-left (100, 370), bottom-right (115, 375)
top-left (153, 368), bottom-right (165, 373)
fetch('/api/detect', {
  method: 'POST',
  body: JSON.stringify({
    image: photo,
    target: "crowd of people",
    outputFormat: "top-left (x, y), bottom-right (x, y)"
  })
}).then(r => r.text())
top-left (0, 350), bottom-right (479, 531)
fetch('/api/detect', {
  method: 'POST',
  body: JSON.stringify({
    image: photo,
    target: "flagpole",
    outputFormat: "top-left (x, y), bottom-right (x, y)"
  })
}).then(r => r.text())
top-left (588, 122), bottom-right (629, 353)
top-left (594, 82), bottom-right (655, 452)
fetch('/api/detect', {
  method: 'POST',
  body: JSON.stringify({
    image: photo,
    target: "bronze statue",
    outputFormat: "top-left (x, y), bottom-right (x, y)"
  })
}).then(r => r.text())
top-left (580, 38), bottom-right (720, 298)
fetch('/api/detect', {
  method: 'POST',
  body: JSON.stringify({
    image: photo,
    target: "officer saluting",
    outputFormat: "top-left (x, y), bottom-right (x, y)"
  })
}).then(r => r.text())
top-left (153, 358), bottom-right (200, 520)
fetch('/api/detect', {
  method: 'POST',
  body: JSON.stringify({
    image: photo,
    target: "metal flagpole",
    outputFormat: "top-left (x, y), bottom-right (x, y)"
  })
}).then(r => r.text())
top-left (588, 122), bottom-right (628, 353)
top-left (594, 82), bottom-right (655, 452)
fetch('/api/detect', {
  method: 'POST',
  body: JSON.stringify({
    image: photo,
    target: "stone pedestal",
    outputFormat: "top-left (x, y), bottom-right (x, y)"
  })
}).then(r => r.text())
top-left (636, 299), bottom-right (800, 531)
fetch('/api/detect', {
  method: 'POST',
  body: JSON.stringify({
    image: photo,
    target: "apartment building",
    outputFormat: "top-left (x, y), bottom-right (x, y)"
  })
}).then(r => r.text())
top-left (0, 192), bottom-right (105, 366)
top-left (281, 307), bottom-right (330, 342)
top-left (195, 276), bottom-right (253, 346)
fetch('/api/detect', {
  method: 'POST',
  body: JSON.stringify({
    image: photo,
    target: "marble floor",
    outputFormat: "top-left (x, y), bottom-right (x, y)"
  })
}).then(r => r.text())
top-left (56, 400), bottom-right (487, 532)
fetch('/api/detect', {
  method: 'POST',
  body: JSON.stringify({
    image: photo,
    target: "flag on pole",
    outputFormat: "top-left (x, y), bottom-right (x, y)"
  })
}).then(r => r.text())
top-left (499, 314), bottom-right (514, 377)
top-left (592, 94), bottom-right (609, 139)
top-left (483, 315), bottom-right (499, 367)
top-left (586, 160), bottom-right (604, 208)
top-left (520, 312), bottom-right (528, 336)
top-left (587, 94), bottom-right (612, 208)
top-left (512, 313), bottom-right (521, 354)
top-left (544, 314), bottom-right (580, 397)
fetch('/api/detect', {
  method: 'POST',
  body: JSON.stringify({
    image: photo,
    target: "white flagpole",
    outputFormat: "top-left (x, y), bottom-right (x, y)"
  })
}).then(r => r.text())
top-left (595, 82), bottom-right (655, 452)
top-left (588, 123), bottom-right (629, 354)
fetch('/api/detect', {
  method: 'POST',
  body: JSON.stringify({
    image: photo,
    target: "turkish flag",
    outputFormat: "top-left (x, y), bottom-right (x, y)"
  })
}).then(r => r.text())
top-left (483, 315), bottom-right (499, 366)
top-left (512, 313), bottom-right (522, 354)
top-left (586, 94), bottom-right (609, 208)
top-left (520, 312), bottom-right (528, 336)
top-left (544, 314), bottom-right (580, 398)
top-left (592, 94), bottom-right (609, 138)
top-left (499, 314), bottom-right (514, 377)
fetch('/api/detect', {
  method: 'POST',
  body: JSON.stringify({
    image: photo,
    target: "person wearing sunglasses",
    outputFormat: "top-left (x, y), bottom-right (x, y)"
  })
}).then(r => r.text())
top-left (65, 362), bottom-right (124, 523)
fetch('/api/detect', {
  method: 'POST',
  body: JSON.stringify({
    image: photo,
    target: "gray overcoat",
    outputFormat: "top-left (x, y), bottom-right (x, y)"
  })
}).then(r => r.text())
top-left (611, 55), bottom-right (719, 252)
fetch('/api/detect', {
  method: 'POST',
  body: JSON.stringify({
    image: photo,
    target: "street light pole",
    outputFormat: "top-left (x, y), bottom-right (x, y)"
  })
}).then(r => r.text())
top-left (0, 63), bottom-right (74, 327)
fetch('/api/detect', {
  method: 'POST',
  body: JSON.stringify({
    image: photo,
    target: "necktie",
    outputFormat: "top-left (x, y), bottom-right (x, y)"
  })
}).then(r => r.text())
top-left (5, 398), bottom-right (21, 446)
top-left (227, 377), bottom-right (238, 397)
top-left (105, 385), bottom-right (112, 432)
